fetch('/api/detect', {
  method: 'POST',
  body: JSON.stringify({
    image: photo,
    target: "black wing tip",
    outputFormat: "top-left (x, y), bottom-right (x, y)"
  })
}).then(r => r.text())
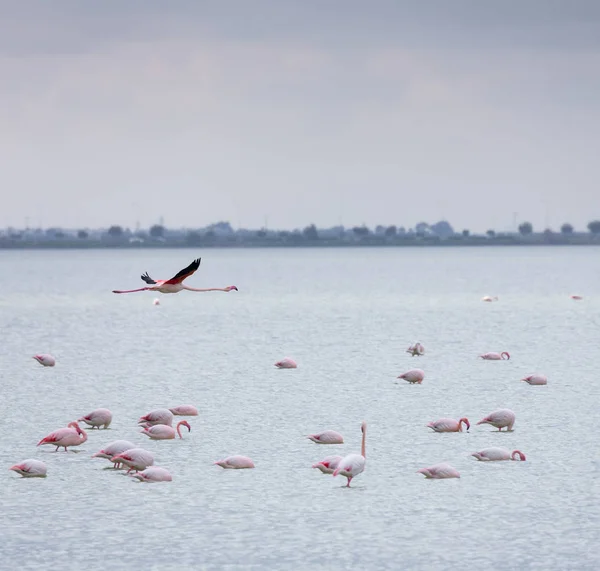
top-left (141, 272), bottom-right (156, 285)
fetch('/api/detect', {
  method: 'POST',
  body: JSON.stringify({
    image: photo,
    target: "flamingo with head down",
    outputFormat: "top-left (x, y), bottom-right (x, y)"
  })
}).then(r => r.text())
top-left (33, 354), bottom-right (55, 367)
top-left (275, 357), bottom-right (297, 369)
top-left (521, 374), bottom-right (547, 385)
top-left (427, 417), bottom-right (470, 433)
top-left (37, 421), bottom-right (88, 452)
top-left (476, 408), bottom-right (516, 431)
top-left (138, 409), bottom-right (174, 427)
top-left (406, 343), bottom-right (425, 356)
top-left (472, 448), bottom-right (526, 461)
top-left (112, 258), bottom-right (238, 295)
top-left (397, 368), bottom-right (425, 384)
top-left (92, 440), bottom-right (136, 468)
top-left (110, 448), bottom-right (155, 473)
top-left (131, 467), bottom-right (173, 482)
top-left (307, 430), bottom-right (344, 444)
top-left (9, 459), bottom-right (47, 478)
top-left (312, 455), bottom-right (343, 475)
top-left (78, 408), bottom-right (112, 429)
top-left (169, 405), bottom-right (199, 416)
top-left (141, 420), bottom-right (191, 440)
top-left (418, 463), bottom-right (460, 479)
top-left (332, 422), bottom-right (367, 487)
top-left (214, 456), bottom-right (255, 469)
top-left (480, 352), bottom-right (510, 361)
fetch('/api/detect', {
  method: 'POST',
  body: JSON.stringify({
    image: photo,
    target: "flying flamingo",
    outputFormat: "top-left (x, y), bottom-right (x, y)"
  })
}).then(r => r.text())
top-left (92, 440), bottom-right (136, 468)
top-left (406, 343), bottom-right (425, 356)
top-left (9, 459), bottom-right (47, 478)
top-left (397, 368), bottom-right (425, 384)
top-left (479, 352), bottom-right (510, 360)
top-left (307, 430), bottom-right (344, 444)
top-left (110, 448), bottom-right (155, 473)
top-left (78, 408), bottom-right (113, 429)
top-left (37, 421), bottom-right (88, 452)
top-left (312, 455), bottom-right (343, 475)
top-left (418, 463), bottom-right (460, 479)
top-left (472, 448), bottom-right (526, 461)
top-left (333, 421), bottom-right (367, 487)
top-left (275, 357), bottom-right (297, 369)
top-left (476, 408), bottom-right (516, 431)
top-left (427, 417), bottom-right (470, 432)
top-left (131, 467), bottom-right (173, 482)
top-left (141, 420), bottom-right (191, 440)
top-left (214, 456), bottom-right (255, 469)
top-left (521, 374), bottom-right (547, 385)
top-left (169, 405), bottom-right (199, 416)
top-left (112, 257), bottom-right (238, 295)
top-left (33, 354), bottom-right (55, 367)
top-left (138, 409), bottom-right (174, 427)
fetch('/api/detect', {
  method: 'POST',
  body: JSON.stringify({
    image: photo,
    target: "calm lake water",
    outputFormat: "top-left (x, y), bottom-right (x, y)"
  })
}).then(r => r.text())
top-left (1, 246), bottom-right (599, 570)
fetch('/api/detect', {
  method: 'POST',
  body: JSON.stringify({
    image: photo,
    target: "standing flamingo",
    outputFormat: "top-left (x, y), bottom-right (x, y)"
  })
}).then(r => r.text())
top-left (418, 463), bottom-right (460, 479)
top-left (476, 409), bottom-right (516, 431)
top-left (332, 421), bottom-right (367, 487)
top-left (406, 343), bottom-right (425, 356)
top-left (131, 467), bottom-right (173, 482)
top-left (479, 352), bottom-right (510, 360)
top-left (138, 409), bottom-right (174, 427)
top-left (307, 430), bottom-right (344, 444)
top-left (33, 354), bottom-right (55, 367)
top-left (110, 448), bottom-right (155, 473)
top-left (37, 421), bottom-right (88, 452)
top-left (427, 417), bottom-right (470, 432)
top-left (275, 357), bottom-right (297, 369)
top-left (169, 405), bottom-right (199, 416)
top-left (9, 459), bottom-right (47, 478)
top-left (112, 257), bottom-right (238, 295)
top-left (214, 456), bottom-right (255, 469)
top-left (521, 374), bottom-right (547, 385)
top-left (397, 368), bottom-right (425, 384)
top-left (78, 408), bottom-right (113, 429)
top-left (312, 455), bottom-right (343, 475)
top-left (472, 448), bottom-right (526, 461)
top-left (92, 440), bottom-right (136, 468)
top-left (141, 420), bottom-right (191, 440)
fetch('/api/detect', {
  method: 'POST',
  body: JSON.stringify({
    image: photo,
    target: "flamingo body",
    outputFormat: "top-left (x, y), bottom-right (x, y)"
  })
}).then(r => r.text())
top-left (571, 295), bottom-right (583, 300)
top-left (398, 368), bottom-right (425, 384)
top-left (479, 352), bottom-right (510, 360)
top-left (141, 420), bottom-right (190, 440)
top-left (92, 440), bottom-right (136, 466)
top-left (132, 467), bottom-right (173, 482)
top-left (78, 408), bottom-right (112, 429)
top-left (521, 374), bottom-right (547, 385)
top-left (37, 422), bottom-right (87, 451)
top-left (33, 354), bottom-right (55, 367)
top-left (307, 430), bottom-right (344, 444)
top-left (418, 463), bottom-right (460, 479)
top-left (275, 357), bottom-right (297, 369)
top-left (477, 408), bottom-right (516, 431)
top-left (312, 455), bottom-right (344, 474)
top-left (111, 448), bottom-right (155, 472)
top-left (214, 455), bottom-right (255, 469)
top-left (169, 405), bottom-right (199, 416)
top-left (472, 448), bottom-right (526, 461)
top-left (138, 408), bottom-right (174, 427)
top-left (406, 343), bottom-right (425, 356)
top-left (332, 421), bottom-right (367, 487)
top-left (427, 417), bottom-right (470, 432)
top-left (9, 459), bottom-right (47, 478)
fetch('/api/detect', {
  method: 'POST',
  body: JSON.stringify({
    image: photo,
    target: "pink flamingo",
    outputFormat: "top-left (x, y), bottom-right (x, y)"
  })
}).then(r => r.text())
top-left (307, 430), bottom-right (344, 444)
top-left (571, 294), bottom-right (583, 300)
top-left (312, 455), bottom-right (343, 475)
top-left (141, 420), bottom-right (191, 440)
top-left (521, 374), bottom-right (547, 385)
top-left (9, 459), bottom-right (47, 478)
top-left (37, 421), bottom-right (88, 452)
top-left (481, 296), bottom-right (499, 302)
top-left (112, 257), bottom-right (238, 295)
top-left (131, 467), bottom-right (173, 482)
top-left (406, 343), bottom-right (425, 356)
top-left (479, 352), bottom-right (510, 360)
top-left (418, 463), bottom-right (460, 479)
top-left (78, 408), bottom-right (112, 429)
top-left (138, 409), bottom-right (174, 427)
top-left (476, 408), bottom-right (516, 431)
top-left (214, 456), bottom-right (255, 469)
top-left (33, 354), bottom-right (55, 367)
top-left (397, 368), bottom-right (425, 384)
top-left (427, 417), bottom-right (470, 432)
top-left (92, 440), bottom-right (135, 468)
top-left (275, 357), bottom-right (297, 369)
top-left (472, 448), bottom-right (526, 461)
top-left (110, 448), bottom-right (154, 473)
top-left (333, 421), bottom-right (367, 487)
top-left (169, 405), bottom-right (199, 416)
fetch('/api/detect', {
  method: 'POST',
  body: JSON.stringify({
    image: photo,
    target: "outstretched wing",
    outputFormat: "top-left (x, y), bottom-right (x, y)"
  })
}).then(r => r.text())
top-left (141, 272), bottom-right (157, 285)
top-left (164, 258), bottom-right (202, 284)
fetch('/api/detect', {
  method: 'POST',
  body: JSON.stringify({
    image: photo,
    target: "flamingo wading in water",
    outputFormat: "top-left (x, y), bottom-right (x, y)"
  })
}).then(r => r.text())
top-left (406, 343), bottom-right (425, 357)
top-left (38, 421), bottom-right (88, 452)
top-left (131, 467), bottom-right (173, 482)
top-left (397, 368), bottom-right (425, 384)
top-left (275, 358), bottom-right (297, 369)
top-left (480, 352), bottom-right (510, 360)
top-left (169, 405), bottom-right (199, 416)
top-left (476, 409), bottom-right (516, 431)
top-left (427, 417), bottom-right (470, 433)
top-left (92, 440), bottom-right (136, 468)
top-left (521, 374), bottom-right (547, 385)
top-left (472, 448), bottom-right (526, 461)
top-left (78, 408), bottom-right (112, 429)
top-left (418, 463), bottom-right (460, 479)
top-left (112, 258), bottom-right (238, 295)
top-left (141, 421), bottom-right (191, 440)
top-left (138, 409), bottom-right (174, 427)
top-left (307, 430), bottom-right (344, 444)
top-left (33, 354), bottom-right (55, 367)
top-left (9, 459), bottom-right (47, 478)
top-left (333, 421), bottom-right (367, 487)
top-left (312, 455), bottom-right (343, 475)
top-left (214, 456), bottom-right (255, 469)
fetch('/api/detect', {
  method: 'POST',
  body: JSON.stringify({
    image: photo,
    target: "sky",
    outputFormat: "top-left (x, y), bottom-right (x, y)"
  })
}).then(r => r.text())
top-left (1, 0), bottom-right (599, 233)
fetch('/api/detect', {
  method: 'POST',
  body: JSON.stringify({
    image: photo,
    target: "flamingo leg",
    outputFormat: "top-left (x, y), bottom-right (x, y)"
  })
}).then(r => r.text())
top-left (112, 287), bottom-right (150, 294)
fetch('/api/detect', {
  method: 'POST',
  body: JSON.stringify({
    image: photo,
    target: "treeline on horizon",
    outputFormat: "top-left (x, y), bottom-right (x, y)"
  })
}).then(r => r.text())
top-left (1, 219), bottom-right (600, 248)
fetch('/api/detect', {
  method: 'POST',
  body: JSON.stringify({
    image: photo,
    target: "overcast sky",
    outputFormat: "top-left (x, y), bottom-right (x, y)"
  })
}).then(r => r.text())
top-left (1, 1), bottom-right (599, 232)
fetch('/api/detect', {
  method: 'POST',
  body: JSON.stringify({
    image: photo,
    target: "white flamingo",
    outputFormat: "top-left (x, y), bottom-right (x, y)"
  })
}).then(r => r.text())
top-left (332, 422), bottom-right (367, 487)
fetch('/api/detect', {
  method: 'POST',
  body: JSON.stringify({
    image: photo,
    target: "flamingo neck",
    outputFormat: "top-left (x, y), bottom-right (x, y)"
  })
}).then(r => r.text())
top-left (361, 425), bottom-right (367, 458)
top-left (459, 418), bottom-right (470, 431)
top-left (183, 286), bottom-right (226, 292)
top-left (512, 450), bottom-right (526, 461)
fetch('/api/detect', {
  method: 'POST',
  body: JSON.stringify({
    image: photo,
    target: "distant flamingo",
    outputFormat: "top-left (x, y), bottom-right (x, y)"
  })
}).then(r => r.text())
top-left (406, 343), bottom-right (425, 356)
top-left (92, 440), bottom-right (136, 468)
top-left (131, 467), bottom-right (173, 482)
top-left (312, 455), bottom-right (343, 475)
top-left (571, 295), bottom-right (583, 300)
top-left (112, 257), bottom-right (238, 295)
top-left (472, 448), bottom-right (526, 461)
top-left (9, 459), bottom-right (47, 478)
top-left (397, 368), bottom-right (425, 384)
top-left (476, 408), bottom-right (516, 431)
top-left (169, 405), bottom-right (199, 416)
top-left (214, 456), bottom-right (255, 469)
top-left (275, 357), bottom-right (297, 369)
top-left (153, 298), bottom-right (161, 305)
top-left (418, 463), bottom-right (460, 479)
top-left (479, 352), bottom-right (510, 360)
top-left (78, 408), bottom-right (112, 429)
top-left (37, 421), bottom-right (87, 452)
top-left (307, 430), bottom-right (344, 444)
top-left (138, 409), bottom-right (174, 427)
top-left (333, 421), bottom-right (367, 487)
top-left (141, 420), bottom-right (191, 440)
top-left (110, 448), bottom-right (155, 473)
top-left (481, 296), bottom-right (499, 302)
top-left (521, 374), bottom-right (547, 385)
top-left (33, 354), bottom-right (55, 367)
top-left (427, 417), bottom-right (470, 432)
